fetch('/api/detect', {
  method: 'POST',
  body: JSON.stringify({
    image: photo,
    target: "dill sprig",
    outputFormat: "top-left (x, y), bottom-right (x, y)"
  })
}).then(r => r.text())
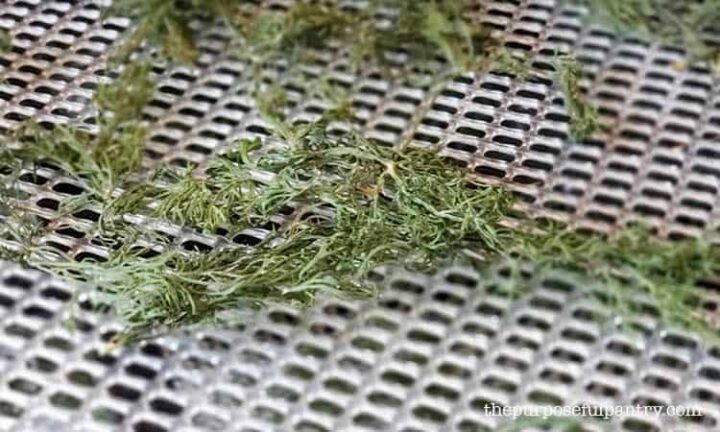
top-left (0, 209), bottom-right (46, 265)
top-left (42, 120), bottom-right (514, 333)
top-left (490, 52), bottom-right (599, 140)
top-left (577, 0), bottom-right (720, 68)
top-left (36, 114), bottom-right (720, 340)
top-left (108, 0), bottom-right (237, 64)
top-left (236, 0), bottom-right (497, 73)
top-left (0, 29), bottom-right (10, 53)
top-left (3, 61), bottom-right (154, 202)
top-left (111, 0), bottom-right (497, 72)
top-left (553, 55), bottom-right (599, 141)
top-left (512, 222), bottom-right (720, 339)
top-left (108, 1), bottom-right (597, 139)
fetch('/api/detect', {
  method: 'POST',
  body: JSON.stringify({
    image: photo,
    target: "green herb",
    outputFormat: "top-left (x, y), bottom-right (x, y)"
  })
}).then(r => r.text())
top-left (32, 110), bottom-right (720, 341)
top-left (238, 0), bottom-right (497, 73)
top-left (108, 0), bottom-right (237, 64)
top-left (94, 61), bottom-right (155, 127)
top-left (553, 55), bottom-right (599, 140)
top-left (108, 1), bottom-right (597, 138)
top-left (492, 50), bottom-right (532, 80)
top-left (0, 0), bottom-right (711, 344)
top-left (112, 0), bottom-right (497, 73)
top-left (3, 61), bottom-right (154, 202)
top-left (0, 29), bottom-right (10, 53)
top-left (41, 118), bottom-right (513, 334)
top-left (509, 222), bottom-right (720, 340)
top-left (489, 52), bottom-right (599, 140)
top-left (0, 209), bottom-right (45, 264)
top-left (577, 0), bottom-right (720, 69)
top-left (504, 416), bottom-right (590, 432)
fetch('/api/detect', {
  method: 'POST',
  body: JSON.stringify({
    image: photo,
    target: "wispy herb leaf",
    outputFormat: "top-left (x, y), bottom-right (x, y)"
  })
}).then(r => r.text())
top-left (577, 0), bottom-right (720, 68)
top-left (0, 28), bottom-right (10, 53)
top-left (33, 116), bottom-right (720, 342)
top-left (553, 55), bottom-right (599, 140)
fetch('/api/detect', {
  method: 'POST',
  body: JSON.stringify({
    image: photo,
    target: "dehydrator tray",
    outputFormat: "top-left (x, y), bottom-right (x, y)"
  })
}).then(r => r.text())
top-left (1, 1), bottom-right (720, 431)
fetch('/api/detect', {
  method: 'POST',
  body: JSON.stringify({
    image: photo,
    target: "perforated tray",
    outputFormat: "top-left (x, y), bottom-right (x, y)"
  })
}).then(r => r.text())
top-left (1, 1), bottom-right (720, 431)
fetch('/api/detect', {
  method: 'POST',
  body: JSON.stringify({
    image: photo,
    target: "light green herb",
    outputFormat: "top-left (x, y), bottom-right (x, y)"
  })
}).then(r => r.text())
top-left (113, 0), bottom-right (497, 72)
top-left (577, 0), bottom-right (720, 69)
top-left (108, 0), bottom-right (236, 64)
top-left (32, 111), bottom-right (720, 341)
top-left (3, 61), bottom-right (154, 202)
top-left (553, 55), bottom-right (599, 140)
top-left (0, 29), bottom-right (10, 53)
top-left (41, 117), bottom-right (513, 334)
top-left (504, 415), bottom-right (591, 432)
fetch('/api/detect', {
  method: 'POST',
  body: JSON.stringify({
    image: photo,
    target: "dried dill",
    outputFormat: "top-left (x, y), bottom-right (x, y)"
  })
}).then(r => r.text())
top-left (492, 50), bottom-right (532, 80)
top-left (33, 111), bottom-right (720, 341)
top-left (553, 55), bottom-right (599, 140)
top-left (2, 61), bottom-right (154, 202)
top-left (577, 0), bottom-right (720, 68)
top-left (108, 0), bottom-right (237, 64)
top-left (236, 0), bottom-right (498, 73)
top-left (42, 119), bottom-right (513, 333)
top-left (509, 222), bottom-right (720, 340)
top-left (111, 0), bottom-right (498, 72)
top-left (0, 0), bottom-right (715, 344)
top-left (0, 210), bottom-right (45, 265)
top-left (0, 29), bottom-right (10, 53)
top-left (490, 52), bottom-right (599, 140)
top-left (107, 1), bottom-right (597, 138)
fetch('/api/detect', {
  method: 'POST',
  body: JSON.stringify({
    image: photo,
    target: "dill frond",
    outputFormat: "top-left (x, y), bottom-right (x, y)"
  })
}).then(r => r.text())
top-left (239, 2), bottom-right (357, 56)
top-left (1, 1), bottom-right (714, 344)
top-left (113, 0), bottom-right (499, 74)
top-left (512, 222), bottom-right (720, 340)
top-left (487, 52), bottom-right (599, 140)
top-left (577, 0), bottom-right (720, 68)
top-left (0, 29), bottom-right (10, 53)
top-left (40, 115), bottom-right (720, 341)
top-left (0, 158), bottom-right (48, 263)
top-left (380, 0), bottom-right (495, 71)
top-left (94, 61), bottom-right (155, 126)
top-left (3, 60), bottom-right (154, 203)
top-left (44, 120), bottom-right (513, 333)
top-left (109, 0), bottom-right (237, 64)
top-left (492, 50), bottom-right (532, 79)
top-left (237, 0), bottom-right (497, 73)
top-left (12, 124), bottom-right (109, 197)
top-left (0, 209), bottom-right (46, 264)
top-left (553, 55), bottom-right (599, 140)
